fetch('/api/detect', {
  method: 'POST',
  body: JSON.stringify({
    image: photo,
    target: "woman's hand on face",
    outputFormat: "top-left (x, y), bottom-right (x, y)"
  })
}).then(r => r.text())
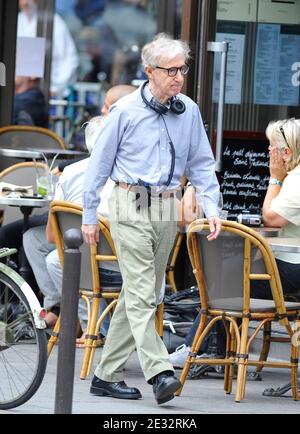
top-left (269, 147), bottom-right (287, 181)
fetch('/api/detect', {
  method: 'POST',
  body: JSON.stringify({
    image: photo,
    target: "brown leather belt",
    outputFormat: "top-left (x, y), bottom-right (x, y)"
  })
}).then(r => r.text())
top-left (117, 182), bottom-right (175, 199)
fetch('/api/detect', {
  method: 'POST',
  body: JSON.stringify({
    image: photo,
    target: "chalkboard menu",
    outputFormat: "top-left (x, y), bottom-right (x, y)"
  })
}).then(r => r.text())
top-left (220, 131), bottom-right (270, 220)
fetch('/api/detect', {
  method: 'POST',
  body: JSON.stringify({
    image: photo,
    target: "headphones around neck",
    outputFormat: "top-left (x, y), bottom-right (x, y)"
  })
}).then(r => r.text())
top-left (141, 80), bottom-right (186, 116)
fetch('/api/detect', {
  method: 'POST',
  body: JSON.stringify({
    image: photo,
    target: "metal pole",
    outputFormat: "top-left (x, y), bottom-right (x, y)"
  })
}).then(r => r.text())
top-left (207, 41), bottom-right (229, 172)
top-left (54, 228), bottom-right (83, 414)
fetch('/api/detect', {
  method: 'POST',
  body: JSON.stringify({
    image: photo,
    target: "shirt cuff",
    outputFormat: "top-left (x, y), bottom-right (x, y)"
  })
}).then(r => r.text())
top-left (205, 207), bottom-right (220, 219)
top-left (82, 208), bottom-right (98, 225)
top-left (195, 192), bottom-right (218, 219)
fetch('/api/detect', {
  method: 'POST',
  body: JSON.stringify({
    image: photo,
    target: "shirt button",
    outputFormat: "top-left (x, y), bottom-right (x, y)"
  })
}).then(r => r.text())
top-left (162, 166), bottom-right (166, 170)
top-left (161, 129), bottom-right (165, 132)
top-left (161, 147), bottom-right (165, 151)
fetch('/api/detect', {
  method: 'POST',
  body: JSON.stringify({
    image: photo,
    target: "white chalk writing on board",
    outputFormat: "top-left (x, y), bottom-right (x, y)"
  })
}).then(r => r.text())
top-left (221, 141), bottom-right (269, 219)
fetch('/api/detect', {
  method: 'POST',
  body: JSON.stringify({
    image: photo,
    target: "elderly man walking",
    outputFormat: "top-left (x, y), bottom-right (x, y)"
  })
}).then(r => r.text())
top-left (82, 33), bottom-right (221, 405)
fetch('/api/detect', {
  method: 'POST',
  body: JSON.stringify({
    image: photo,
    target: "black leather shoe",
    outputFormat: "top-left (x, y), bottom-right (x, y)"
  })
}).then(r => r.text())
top-left (90, 376), bottom-right (142, 400)
top-left (152, 372), bottom-right (181, 405)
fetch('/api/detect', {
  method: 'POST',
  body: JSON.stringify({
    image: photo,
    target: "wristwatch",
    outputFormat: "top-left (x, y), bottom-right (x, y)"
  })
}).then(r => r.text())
top-left (269, 178), bottom-right (283, 186)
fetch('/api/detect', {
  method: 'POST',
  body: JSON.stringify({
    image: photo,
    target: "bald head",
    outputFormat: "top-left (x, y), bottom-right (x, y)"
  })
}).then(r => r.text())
top-left (86, 85), bottom-right (136, 153)
top-left (101, 85), bottom-right (136, 116)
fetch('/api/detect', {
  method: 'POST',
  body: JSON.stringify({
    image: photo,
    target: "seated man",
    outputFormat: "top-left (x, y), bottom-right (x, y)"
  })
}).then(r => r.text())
top-left (14, 76), bottom-right (48, 127)
top-left (23, 85), bottom-right (136, 333)
top-left (23, 124), bottom-right (119, 333)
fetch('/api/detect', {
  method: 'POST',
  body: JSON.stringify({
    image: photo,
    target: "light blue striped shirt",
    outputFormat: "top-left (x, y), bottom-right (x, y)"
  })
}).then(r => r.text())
top-left (83, 83), bottom-right (220, 224)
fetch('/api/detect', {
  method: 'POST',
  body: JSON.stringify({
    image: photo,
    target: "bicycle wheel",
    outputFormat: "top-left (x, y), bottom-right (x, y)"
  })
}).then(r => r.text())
top-left (0, 271), bottom-right (47, 410)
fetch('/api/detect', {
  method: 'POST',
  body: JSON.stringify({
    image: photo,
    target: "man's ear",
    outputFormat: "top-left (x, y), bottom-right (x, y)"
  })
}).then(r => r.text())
top-left (144, 66), bottom-right (153, 79)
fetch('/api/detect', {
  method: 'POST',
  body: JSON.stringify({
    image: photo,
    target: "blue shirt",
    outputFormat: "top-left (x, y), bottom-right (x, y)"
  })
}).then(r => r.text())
top-left (83, 83), bottom-right (220, 224)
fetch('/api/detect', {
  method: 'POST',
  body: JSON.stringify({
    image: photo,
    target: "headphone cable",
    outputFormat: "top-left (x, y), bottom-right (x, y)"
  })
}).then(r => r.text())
top-left (161, 115), bottom-right (176, 187)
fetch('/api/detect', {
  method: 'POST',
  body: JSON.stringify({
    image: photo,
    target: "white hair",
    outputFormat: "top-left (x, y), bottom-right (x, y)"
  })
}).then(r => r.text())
top-left (141, 33), bottom-right (190, 68)
top-left (84, 116), bottom-right (104, 153)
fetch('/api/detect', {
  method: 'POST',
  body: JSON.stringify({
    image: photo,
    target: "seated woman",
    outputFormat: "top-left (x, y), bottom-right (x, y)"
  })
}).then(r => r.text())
top-left (251, 118), bottom-right (300, 299)
top-left (170, 121), bottom-right (300, 368)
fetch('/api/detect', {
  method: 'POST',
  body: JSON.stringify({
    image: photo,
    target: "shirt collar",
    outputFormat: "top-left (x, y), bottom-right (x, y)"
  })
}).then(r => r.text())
top-left (141, 81), bottom-right (172, 108)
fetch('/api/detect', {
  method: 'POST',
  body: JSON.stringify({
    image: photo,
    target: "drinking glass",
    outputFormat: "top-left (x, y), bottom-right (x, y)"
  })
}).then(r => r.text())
top-left (218, 193), bottom-right (228, 220)
top-left (36, 170), bottom-right (58, 199)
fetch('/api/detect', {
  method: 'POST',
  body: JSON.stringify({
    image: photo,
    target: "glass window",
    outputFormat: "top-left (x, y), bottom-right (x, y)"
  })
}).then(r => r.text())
top-left (56, 0), bottom-right (159, 87)
top-left (13, 0), bottom-right (183, 146)
top-left (50, 0), bottom-right (160, 145)
top-left (211, 0), bottom-right (300, 133)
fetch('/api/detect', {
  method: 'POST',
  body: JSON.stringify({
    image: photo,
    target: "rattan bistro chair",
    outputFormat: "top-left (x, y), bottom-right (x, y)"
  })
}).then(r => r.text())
top-left (47, 200), bottom-right (164, 379)
top-left (47, 200), bottom-right (120, 379)
top-left (0, 125), bottom-right (66, 150)
top-left (177, 219), bottom-right (300, 402)
top-left (165, 231), bottom-right (184, 293)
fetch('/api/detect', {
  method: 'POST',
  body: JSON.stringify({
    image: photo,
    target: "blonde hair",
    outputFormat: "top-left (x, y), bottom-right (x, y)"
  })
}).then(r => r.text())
top-left (266, 118), bottom-right (300, 171)
top-left (141, 33), bottom-right (190, 68)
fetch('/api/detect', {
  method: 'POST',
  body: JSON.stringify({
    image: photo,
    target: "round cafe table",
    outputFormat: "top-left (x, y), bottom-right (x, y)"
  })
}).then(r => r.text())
top-left (0, 147), bottom-right (88, 173)
top-left (0, 147), bottom-right (87, 160)
top-left (255, 226), bottom-right (281, 237)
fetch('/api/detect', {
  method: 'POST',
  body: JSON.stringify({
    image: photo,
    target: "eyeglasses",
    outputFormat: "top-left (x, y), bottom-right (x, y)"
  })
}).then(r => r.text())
top-left (154, 64), bottom-right (189, 77)
top-left (279, 119), bottom-right (292, 149)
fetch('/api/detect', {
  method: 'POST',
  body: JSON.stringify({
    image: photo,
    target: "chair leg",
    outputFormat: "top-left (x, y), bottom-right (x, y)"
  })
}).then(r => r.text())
top-left (155, 302), bottom-right (164, 338)
top-left (176, 315), bottom-right (207, 396)
top-left (291, 320), bottom-right (300, 401)
top-left (86, 318), bottom-right (103, 377)
top-left (224, 322), bottom-right (236, 394)
top-left (227, 330), bottom-right (237, 395)
top-left (291, 367), bottom-right (299, 401)
top-left (235, 318), bottom-right (249, 402)
top-left (256, 322), bottom-right (271, 373)
top-left (85, 299), bottom-right (118, 378)
top-left (80, 295), bottom-right (101, 380)
top-left (47, 315), bottom-right (61, 356)
top-left (176, 358), bottom-right (191, 396)
top-left (168, 272), bottom-right (177, 293)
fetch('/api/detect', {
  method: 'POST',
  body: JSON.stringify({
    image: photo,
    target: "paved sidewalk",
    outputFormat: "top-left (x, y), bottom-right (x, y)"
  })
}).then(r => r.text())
top-left (1, 346), bottom-right (300, 414)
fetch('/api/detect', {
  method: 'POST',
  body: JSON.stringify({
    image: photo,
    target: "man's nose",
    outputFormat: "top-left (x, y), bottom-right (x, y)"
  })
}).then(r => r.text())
top-left (174, 70), bottom-right (184, 81)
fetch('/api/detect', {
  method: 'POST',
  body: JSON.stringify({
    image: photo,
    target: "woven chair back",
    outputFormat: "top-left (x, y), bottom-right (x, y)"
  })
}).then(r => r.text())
top-left (187, 219), bottom-right (287, 318)
top-left (50, 201), bottom-right (118, 291)
top-left (0, 125), bottom-right (66, 150)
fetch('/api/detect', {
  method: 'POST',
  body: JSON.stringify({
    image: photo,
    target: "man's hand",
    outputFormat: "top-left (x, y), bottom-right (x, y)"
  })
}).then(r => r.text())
top-left (177, 185), bottom-right (200, 227)
top-left (51, 166), bottom-right (61, 176)
top-left (81, 224), bottom-right (99, 245)
top-left (207, 216), bottom-right (221, 241)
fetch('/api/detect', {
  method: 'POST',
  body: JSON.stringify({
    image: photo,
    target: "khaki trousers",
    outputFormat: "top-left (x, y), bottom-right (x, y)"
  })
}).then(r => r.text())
top-left (95, 185), bottom-right (177, 382)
